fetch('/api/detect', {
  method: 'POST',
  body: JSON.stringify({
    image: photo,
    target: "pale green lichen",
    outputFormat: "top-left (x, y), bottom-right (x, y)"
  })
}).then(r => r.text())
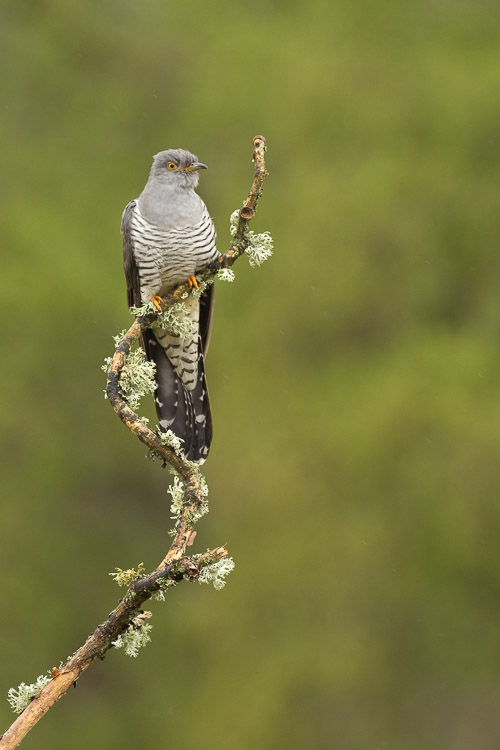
top-left (109, 563), bottom-right (146, 587)
top-left (146, 429), bottom-right (185, 463)
top-left (152, 302), bottom-right (196, 339)
top-left (168, 474), bottom-right (185, 516)
top-left (102, 342), bottom-right (156, 411)
top-left (191, 277), bottom-right (213, 299)
top-left (112, 329), bottom-right (127, 346)
top-left (229, 209), bottom-right (240, 237)
top-left (130, 301), bottom-right (157, 317)
top-left (152, 578), bottom-right (176, 602)
top-left (246, 230), bottom-right (273, 267)
top-left (192, 474), bottom-right (210, 523)
top-left (217, 268), bottom-right (235, 283)
top-left (159, 429), bottom-right (184, 456)
top-left (198, 556), bottom-right (235, 591)
top-left (119, 347), bottom-right (156, 410)
top-left (167, 472), bottom-right (209, 536)
top-left (112, 612), bottom-right (153, 658)
top-left (7, 674), bottom-right (51, 714)
top-left (229, 208), bottom-right (273, 267)
top-left (102, 357), bottom-right (112, 376)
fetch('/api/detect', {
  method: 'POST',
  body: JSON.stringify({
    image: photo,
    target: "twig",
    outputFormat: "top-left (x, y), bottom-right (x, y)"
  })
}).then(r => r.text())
top-left (0, 135), bottom-right (268, 750)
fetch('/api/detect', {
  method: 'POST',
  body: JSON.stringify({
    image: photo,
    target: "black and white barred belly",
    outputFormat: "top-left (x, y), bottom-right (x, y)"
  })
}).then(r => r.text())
top-left (129, 202), bottom-right (218, 303)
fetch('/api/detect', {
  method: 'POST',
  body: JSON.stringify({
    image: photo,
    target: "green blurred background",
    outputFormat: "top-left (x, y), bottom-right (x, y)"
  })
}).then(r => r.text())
top-left (2, 1), bottom-right (500, 747)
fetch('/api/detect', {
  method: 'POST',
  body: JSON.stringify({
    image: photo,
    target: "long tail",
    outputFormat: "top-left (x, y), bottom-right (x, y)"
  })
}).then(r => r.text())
top-left (145, 330), bottom-right (212, 463)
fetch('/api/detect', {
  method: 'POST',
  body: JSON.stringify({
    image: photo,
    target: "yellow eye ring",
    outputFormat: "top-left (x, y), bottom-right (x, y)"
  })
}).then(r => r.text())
top-left (167, 161), bottom-right (177, 170)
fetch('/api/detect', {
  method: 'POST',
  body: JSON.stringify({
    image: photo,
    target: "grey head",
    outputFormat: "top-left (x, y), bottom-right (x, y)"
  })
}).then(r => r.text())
top-left (139, 148), bottom-right (209, 229)
top-left (148, 148), bottom-right (208, 190)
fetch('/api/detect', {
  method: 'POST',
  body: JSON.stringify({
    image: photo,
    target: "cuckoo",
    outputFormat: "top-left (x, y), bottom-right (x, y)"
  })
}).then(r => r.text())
top-left (121, 148), bottom-right (220, 463)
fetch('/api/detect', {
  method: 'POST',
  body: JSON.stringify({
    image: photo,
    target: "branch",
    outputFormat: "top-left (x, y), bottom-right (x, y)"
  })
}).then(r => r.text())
top-left (0, 135), bottom-right (269, 750)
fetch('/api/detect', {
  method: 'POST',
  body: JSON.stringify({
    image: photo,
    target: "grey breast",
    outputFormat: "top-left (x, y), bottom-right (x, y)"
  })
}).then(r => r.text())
top-left (129, 202), bottom-right (217, 301)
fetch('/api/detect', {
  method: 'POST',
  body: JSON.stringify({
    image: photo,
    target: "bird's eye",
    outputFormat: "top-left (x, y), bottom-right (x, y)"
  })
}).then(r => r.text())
top-left (167, 161), bottom-right (177, 170)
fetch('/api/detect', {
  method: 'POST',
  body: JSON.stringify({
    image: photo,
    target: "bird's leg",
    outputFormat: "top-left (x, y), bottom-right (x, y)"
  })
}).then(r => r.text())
top-left (187, 275), bottom-right (199, 291)
top-left (152, 295), bottom-right (163, 312)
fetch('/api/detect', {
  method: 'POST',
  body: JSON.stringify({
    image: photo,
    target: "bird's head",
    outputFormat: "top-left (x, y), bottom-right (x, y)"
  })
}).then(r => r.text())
top-left (149, 148), bottom-right (208, 189)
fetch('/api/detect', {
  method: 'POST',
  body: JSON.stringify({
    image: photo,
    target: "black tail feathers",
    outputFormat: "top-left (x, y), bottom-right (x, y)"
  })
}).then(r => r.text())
top-left (145, 330), bottom-right (212, 463)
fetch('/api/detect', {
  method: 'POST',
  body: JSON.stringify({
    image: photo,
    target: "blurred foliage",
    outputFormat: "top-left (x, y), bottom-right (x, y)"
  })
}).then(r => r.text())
top-left (2, 0), bottom-right (500, 748)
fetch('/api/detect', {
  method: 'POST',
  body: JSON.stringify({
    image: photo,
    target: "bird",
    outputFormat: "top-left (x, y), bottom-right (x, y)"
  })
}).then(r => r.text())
top-left (121, 148), bottom-right (220, 463)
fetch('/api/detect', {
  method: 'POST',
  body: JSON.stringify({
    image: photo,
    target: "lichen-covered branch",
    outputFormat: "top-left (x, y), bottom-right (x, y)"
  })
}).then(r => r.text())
top-left (0, 135), bottom-right (269, 750)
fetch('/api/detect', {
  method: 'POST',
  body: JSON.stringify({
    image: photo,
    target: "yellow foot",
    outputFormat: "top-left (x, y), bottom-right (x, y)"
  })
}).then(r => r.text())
top-left (152, 295), bottom-right (163, 312)
top-left (187, 275), bottom-right (199, 291)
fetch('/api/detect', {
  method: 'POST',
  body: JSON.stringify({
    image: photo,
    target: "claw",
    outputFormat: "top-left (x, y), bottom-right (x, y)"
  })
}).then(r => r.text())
top-left (152, 295), bottom-right (163, 312)
top-left (187, 275), bottom-right (199, 291)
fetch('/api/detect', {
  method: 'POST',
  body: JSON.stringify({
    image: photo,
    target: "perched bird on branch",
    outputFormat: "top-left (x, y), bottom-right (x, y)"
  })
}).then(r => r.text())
top-left (121, 149), bottom-right (219, 463)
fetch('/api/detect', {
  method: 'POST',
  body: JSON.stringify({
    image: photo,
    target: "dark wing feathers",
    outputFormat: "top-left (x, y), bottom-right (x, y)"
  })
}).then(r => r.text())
top-left (199, 284), bottom-right (215, 358)
top-left (121, 200), bottom-right (141, 309)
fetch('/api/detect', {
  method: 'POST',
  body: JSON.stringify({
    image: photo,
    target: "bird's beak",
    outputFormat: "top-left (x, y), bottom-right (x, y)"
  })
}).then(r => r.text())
top-left (183, 162), bottom-right (208, 171)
